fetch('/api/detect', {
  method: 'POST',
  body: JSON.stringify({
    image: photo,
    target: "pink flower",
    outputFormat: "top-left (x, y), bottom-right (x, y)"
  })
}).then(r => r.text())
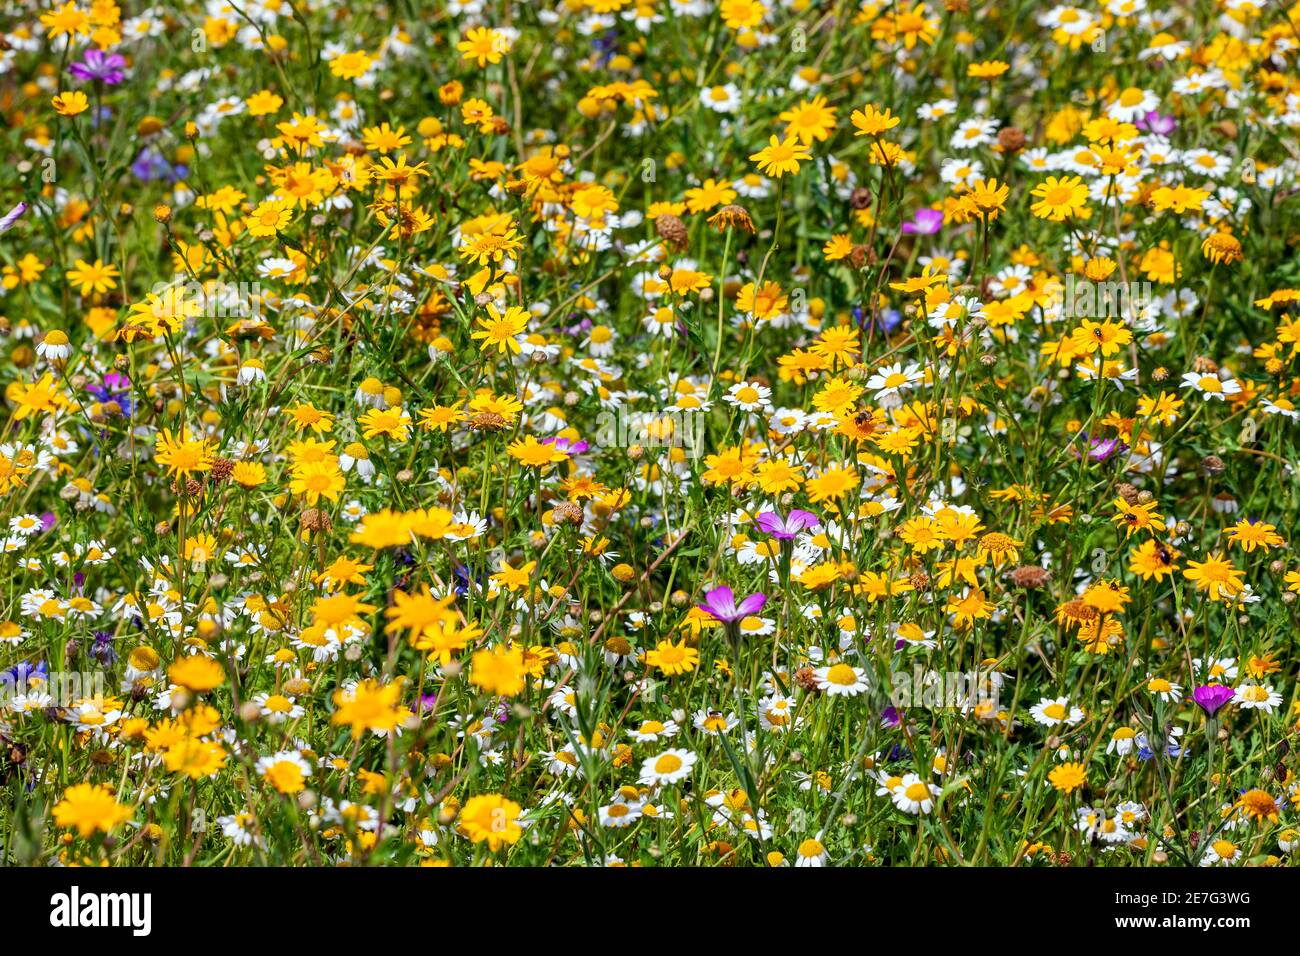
top-left (698, 585), bottom-right (766, 623)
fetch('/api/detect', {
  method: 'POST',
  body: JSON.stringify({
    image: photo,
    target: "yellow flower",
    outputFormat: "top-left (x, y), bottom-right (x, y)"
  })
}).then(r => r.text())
top-left (778, 95), bottom-right (837, 146)
top-left (748, 135), bottom-right (811, 178)
top-left (471, 305), bottom-right (531, 354)
top-left (968, 60), bottom-right (1010, 79)
top-left (459, 793), bottom-right (523, 850)
top-left (458, 26), bottom-right (510, 67)
top-left (246, 89), bottom-right (284, 116)
top-left (850, 103), bottom-right (900, 137)
top-left (1202, 231), bottom-right (1243, 265)
top-left (331, 679), bottom-right (409, 738)
top-left (284, 402), bottom-right (334, 434)
top-left (231, 461), bottom-right (267, 487)
top-left (418, 404), bottom-right (465, 433)
top-left (720, 0), bottom-right (766, 29)
top-left (1048, 762), bottom-right (1087, 793)
top-left (246, 198), bottom-right (293, 237)
top-left (1030, 176), bottom-right (1089, 221)
top-left (41, 1), bottom-right (92, 38)
top-left (52, 90), bottom-right (90, 117)
top-left (289, 460), bottom-right (346, 505)
top-left (507, 435), bottom-right (569, 469)
top-left (164, 738), bottom-right (229, 779)
top-left (1128, 540), bottom-right (1179, 582)
top-left (349, 509), bottom-right (414, 549)
top-left (358, 406), bottom-right (413, 441)
top-left (965, 178), bottom-right (1010, 220)
top-left (168, 655), bottom-right (226, 693)
top-left (65, 258), bottom-right (120, 295)
top-left (470, 645), bottom-right (527, 696)
top-left (328, 50), bottom-right (374, 80)
top-left (260, 755), bottom-right (310, 794)
top-left (1236, 789), bottom-right (1280, 824)
top-left (645, 638), bottom-right (699, 676)
top-left (1150, 184), bottom-right (1208, 214)
top-left (9, 372), bottom-right (68, 421)
top-left (1183, 553), bottom-right (1245, 602)
top-left (53, 784), bottom-right (133, 837)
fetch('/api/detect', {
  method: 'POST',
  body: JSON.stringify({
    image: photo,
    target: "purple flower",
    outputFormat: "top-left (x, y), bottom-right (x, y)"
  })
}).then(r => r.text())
top-left (89, 631), bottom-right (117, 667)
top-left (2, 659), bottom-right (46, 689)
top-left (698, 585), bottom-right (766, 623)
top-left (754, 509), bottom-right (819, 540)
top-left (1193, 684), bottom-right (1234, 716)
top-left (69, 49), bottom-right (126, 86)
top-left (542, 436), bottom-right (589, 456)
top-left (0, 202), bottom-right (27, 234)
top-left (131, 147), bottom-right (187, 184)
top-left (1075, 434), bottom-right (1127, 463)
top-left (1136, 110), bottom-right (1176, 136)
top-left (86, 371), bottom-right (134, 416)
top-left (901, 207), bottom-right (944, 235)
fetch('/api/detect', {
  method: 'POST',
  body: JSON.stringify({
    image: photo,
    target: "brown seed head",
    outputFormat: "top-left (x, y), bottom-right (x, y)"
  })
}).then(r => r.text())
top-left (1008, 565), bottom-right (1052, 588)
top-left (997, 127), bottom-right (1026, 153)
top-left (654, 213), bottom-right (689, 252)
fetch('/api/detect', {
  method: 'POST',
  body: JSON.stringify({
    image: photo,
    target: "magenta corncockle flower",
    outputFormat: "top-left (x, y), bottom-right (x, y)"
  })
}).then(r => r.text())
top-left (1136, 110), bottom-right (1176, 136)
top-left (901, 207), bottom-right (944, 235)
top-left (69, 49), bottom-right (127, 86)
top-left (698, 585), bottom-right (766, 623)
top-left (542, 436), bottom-right (589, 456)
top-left (754, 509), bottom-right (819, 540)
top-left (1193, 684), bottom-right (1234, 715)
top-left (1074, 434), bottom-right (1127, 463)
top-left (0, 202), bottom-right (26, 234)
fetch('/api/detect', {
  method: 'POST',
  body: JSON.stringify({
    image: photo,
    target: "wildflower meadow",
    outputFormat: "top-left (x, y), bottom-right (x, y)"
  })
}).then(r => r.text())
top-left (3, 0), bottom-right (1300, 874)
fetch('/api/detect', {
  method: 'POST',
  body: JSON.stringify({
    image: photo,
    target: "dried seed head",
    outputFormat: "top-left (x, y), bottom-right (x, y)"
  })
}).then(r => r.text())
top-left (997, 126), bottom-right (1026, 153)
top-left (1008, 565), bottom-right (1052, 588)
top-left (552, 502), bottom-right (584, 526)
top-left (300, 508), bottom-right (332, 533)
top-left (654, 213), bottom-right (689, 252)
top-left (708, 204), bottom-right (755, 233)
top-left (469, 411), bottom-right (508, 431)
